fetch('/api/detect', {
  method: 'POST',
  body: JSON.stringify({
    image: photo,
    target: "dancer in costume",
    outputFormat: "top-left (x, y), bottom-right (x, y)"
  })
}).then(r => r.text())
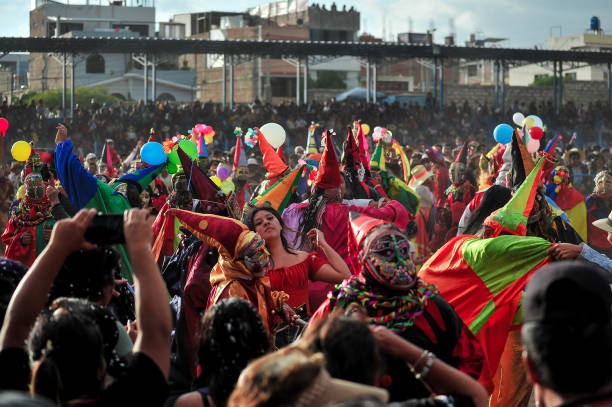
top-left (419, 158), bottom-right (554, 406)
top-left (167, 209), bottom-right (294, 334)
top-left (586, 170), bottom-right (612, 257)
top-left (282, 130), bottom-right (410, 310)
top-left (444, 142), bottom-right (476, 238)
top-left (232, 130), bottom-right (251, 212)
top-left (312, 211), bottom-right (483, 402)
top-left (545, 165), bottom-right (587, 241)
top-left (2, 155), bottom-right (55, 267)
top-left (341, 127), bottom-right (381, 200)
top-left (244, 206), bottom-right (350, 315)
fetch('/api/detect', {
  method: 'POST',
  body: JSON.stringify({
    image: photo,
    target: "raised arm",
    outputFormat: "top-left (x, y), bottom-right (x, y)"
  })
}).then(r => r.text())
top-left (123, 209), bottom-right (172, 379)
top-left (307, 228), bottom-right (351, 283)
top-left (371, 325), bottom-right (489, 407)
top-left (0, 209), bottom-right (97, 350)
top-left (54, 124), bottom-right (99, 210)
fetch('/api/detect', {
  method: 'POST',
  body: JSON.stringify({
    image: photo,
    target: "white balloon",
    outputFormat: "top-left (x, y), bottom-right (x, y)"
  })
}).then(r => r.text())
top-left (512, 112), bottom-right (525, 127)
top-left (259, 123), bottom-right (286, 148)
top-left (527, 115), bottom-right (543, 128)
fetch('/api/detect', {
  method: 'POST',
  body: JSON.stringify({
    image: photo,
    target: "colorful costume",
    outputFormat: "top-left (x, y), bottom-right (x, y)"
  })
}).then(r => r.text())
top-left (444, 143), bottom-right (476, 237)
top-left (167, 209), bottom-right (285, 334)
top-left (586, 170), bottom-right (612, 257)
top-left (419, 158), bottom-right (552, 398)
top-left (545, 166), bottom-right (587, 241)
top-left (313, 211), bottom-right (483, 401)
top-left (370, 140), bottom-right (420, 216)
top-left (252, 127), bottom-right (288, 197)
top-left (2, 167), bottom-right (55, 267)
top-left (341, 127), bottom-right (380, 200)
top-left (232, 133), bottom-right (251, 211)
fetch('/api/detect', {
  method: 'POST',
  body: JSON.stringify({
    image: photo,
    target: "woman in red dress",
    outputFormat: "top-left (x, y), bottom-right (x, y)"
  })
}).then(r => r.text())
top-left (245, 206), bottom-right (351, 314)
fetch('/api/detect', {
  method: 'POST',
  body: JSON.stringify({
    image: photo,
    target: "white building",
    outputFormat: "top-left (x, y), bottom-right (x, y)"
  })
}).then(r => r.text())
top-left (509, 32), bottom-right (612, 86)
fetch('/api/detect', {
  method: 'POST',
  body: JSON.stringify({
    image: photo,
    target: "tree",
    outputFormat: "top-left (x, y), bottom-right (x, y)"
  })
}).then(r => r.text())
top-left (20, 87), bottom-right (119, 107)
top-left (312, 71), bottom-right (347, 89)
top-left (529, 76), bottom-right (554, 87)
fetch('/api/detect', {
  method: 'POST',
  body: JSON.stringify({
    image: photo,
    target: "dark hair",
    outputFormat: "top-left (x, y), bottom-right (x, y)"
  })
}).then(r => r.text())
top-left (196, 298), bottom-right (270, 406)
top-left (125, 184), bottom-right (142, 208)
top-left (405, 219), bottom-right (418, 237)
top-left (464, 185), bottom-right (511, 235)
top-left (523, 320), bottom-right (612, 395)
top-left (301, 315), bottom-right (381, 385)
top-left (0, 259), bottom-right (27, 327)
top-left (29, 309), bottom-right (105, 404)
top-left (49, 247), bottom-right (118, 304)
top-left (244, 206), bottom-right (296, 258)
top-left (297, 187), bottom-right (326, 248)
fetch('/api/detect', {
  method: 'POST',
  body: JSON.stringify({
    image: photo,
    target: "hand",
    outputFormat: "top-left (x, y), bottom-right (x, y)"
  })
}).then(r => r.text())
top-left (280, 303), bottom-right (297, 323)
top-left (126, 320), bottom-right (138, 343)
top-left (113, 279), bottom-right (129, 297)
top-left (307, 228), bottom-right (326, 248)
top-left (547, 243), bottom-right (582, 260)
top-left (46, 185), bottom-right (60, 205)
top-left (55, 124), bottom-right (68, 145)
top-left (49, 208), bottom-right (97, 255)
top-left (123, 208), bottom-right (154, 253)
top-left (377, 197), bottom-right (390, 208)
top-left (20, 230), bottom-right (33, 246)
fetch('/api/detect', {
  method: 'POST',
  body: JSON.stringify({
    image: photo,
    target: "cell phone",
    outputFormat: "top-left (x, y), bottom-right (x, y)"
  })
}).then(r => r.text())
top-left (85, 213), bottom-right (125, 245)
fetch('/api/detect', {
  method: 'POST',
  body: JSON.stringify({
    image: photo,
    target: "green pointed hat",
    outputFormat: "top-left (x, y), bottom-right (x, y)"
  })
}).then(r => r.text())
top-left (369, 141), bottom-right (386, 172)
top-left (244, 164), bottom-right (307, 218)
top-left (483, 157), bottom-right (544, 237)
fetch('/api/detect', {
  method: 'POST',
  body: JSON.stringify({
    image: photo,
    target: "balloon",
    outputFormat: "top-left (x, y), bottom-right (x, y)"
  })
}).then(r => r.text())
top-left (202, 125), bottom-right (214, 134)
top-left (361, 123), bottom-right (370, 135)
top-left (11, 140), bottom-right (31, 162)
top-left (168, 149), bottom-right (181, 165)
top-left (493, 124), bottom-right (513, 145)
top-left (141, 142), bottom-right (167, 166)
top-left (0, 118), bottom-right (9, 137)
top-left (512, 112), bottom-right (524, 127)
top-left (217, 166), bottom-right (230, 181)
top-left (259, 123), bottom-right (286, 148)
top-left (167, 162), bottom-right (178, 174)
top-left (523, 117), bottom-right (535, 129)
top-left (178, 140), bottom-right (198, 160)
top-left (529, 126), bottom-right (543, 140)
top-left (195, 123), bottom-right (206, 134)
top-left (527, 115), bottom-right (543, 128)
top-left (527, 138), bottom-right (540, 154)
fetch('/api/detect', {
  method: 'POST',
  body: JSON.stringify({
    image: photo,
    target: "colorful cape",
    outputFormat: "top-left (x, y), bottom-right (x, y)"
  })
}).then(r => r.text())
top-left (418, 234), bottom-right (552, 392)
top-left (382, 172), bottom-right (421, 216)
top-left (55, 139), bottom-right (164, 281)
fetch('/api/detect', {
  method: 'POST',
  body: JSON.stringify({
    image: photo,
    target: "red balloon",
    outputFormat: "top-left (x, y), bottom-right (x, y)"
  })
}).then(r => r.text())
top-left (0, 118), bottom-right (9, 137)
top-left (530, 126), bottom-right (543, 140)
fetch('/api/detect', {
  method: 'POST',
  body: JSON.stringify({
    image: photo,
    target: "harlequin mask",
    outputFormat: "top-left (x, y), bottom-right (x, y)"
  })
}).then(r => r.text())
top-left (25, 173), bottom-right (45, 201)
top-left (237, 234), bottom-right (270, 276)
top-left (449, 162), bottom-right (466, 185)
top-left (361, 228), bottom-right (416, 291)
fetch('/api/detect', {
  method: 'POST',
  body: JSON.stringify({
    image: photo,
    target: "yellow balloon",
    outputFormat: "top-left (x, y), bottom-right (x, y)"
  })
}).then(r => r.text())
top-left (11, 140), bottom-right (32, 162)
top-left (361, 123), bottom-right (371, 135)
top-left (523, 117), bottom-right (535, 129)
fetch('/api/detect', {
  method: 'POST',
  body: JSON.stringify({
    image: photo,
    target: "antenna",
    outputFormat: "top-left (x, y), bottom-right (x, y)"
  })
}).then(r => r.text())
top-left (408, 17), bottom-right (413, 33)
top-left (382, 16), bottom-right (386, 41)
top-left (449, 17), bottom-right (455, 38)
top-left (389, 19), bottom-right (393, 41)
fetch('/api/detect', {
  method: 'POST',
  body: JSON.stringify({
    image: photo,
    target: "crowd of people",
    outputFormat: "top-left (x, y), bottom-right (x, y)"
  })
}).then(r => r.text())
top-left (0, 96), bottom-right (610, 407)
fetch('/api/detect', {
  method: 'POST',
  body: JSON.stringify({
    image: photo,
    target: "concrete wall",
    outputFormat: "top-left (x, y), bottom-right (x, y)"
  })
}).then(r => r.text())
top-left (442, 81), bottom-right (611, 107)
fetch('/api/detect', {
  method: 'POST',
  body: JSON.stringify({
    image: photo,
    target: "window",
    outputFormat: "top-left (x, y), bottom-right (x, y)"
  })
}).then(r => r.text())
top-left (112, 24), bottom-right (149, 37)
top-left (86, 54), bottom-right (105, 74)
top-left (467, 65), bottom-right (478, 77)
top-left (47, 22), bottom-right (84, 37)
top-left (564, 72), bottom-right (577, 80)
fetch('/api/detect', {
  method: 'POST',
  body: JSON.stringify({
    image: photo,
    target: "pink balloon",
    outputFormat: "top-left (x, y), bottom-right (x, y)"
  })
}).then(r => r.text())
top-left (527, 138), bottom-right (540, 154)
top-left (195, 124), bottom-right (206, 134)
top-left (203, 125), bottom-right (213, 134)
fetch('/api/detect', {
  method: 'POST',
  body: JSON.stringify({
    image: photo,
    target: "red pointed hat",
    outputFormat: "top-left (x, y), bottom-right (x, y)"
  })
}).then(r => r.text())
top-left (256, 127), bottom-right (288, 180)
top-left (314, 130), bottom-right (342, 189)
top-left (178, 148), bottom-right (225, 207)
top-left (276, 145), bottom-right (285, 163)
top-left (349, 211), bottom-right (388, 249)
top-left (357, 121), bottom-right (371, 174)
top-left (454, 141), bottom-right (468, 165)
top-left (341, 126), bottom-right (361, 171)
top-left (167, 208), bottom-right (256, 259)
top-left (233, 135), bottom-right (248, 172)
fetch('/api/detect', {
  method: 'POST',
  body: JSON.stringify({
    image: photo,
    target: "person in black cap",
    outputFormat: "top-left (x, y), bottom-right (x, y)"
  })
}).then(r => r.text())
top-left (522, 261), bottom-right (612, 407)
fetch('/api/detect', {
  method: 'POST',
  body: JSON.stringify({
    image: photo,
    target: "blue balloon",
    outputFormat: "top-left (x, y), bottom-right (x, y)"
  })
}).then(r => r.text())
top-left (141, 142), bottom-right (167, 166)
top-left (493, 124), bottom-right (513, 145)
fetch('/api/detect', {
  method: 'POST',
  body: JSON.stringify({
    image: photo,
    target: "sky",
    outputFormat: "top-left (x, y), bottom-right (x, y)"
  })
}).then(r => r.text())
top-left (7, 0), bottom-right (612, 49)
